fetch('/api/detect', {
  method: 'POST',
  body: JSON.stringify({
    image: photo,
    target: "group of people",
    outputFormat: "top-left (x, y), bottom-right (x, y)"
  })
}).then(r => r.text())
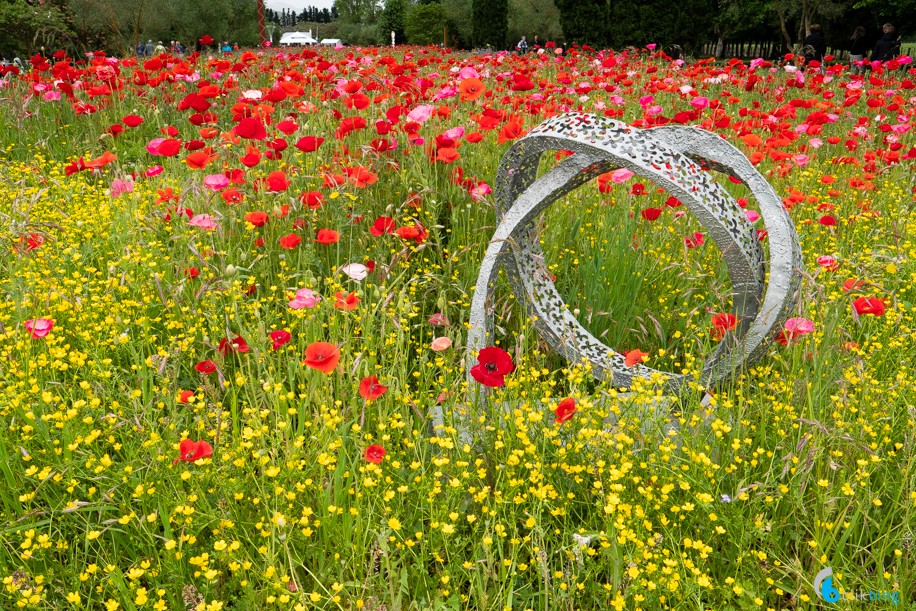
top-left (515, 35), bottom-right (543, 55)
top-left (135, 39), bottom-right (240, 57)
top-left (803, 23), bottom-right (902, 72)
top-left (136, 40), bottom-right (185, 57)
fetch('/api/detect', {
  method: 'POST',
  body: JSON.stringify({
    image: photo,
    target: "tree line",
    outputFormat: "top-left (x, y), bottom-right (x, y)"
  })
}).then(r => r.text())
top-left (3, 0), bottom-right (260, 59)
top-left (3, 0), bottom-right (913, 59)
top-left (266, 6), bottom-right (337, 27)
top-left (347, 0), bottom-right (915, 55)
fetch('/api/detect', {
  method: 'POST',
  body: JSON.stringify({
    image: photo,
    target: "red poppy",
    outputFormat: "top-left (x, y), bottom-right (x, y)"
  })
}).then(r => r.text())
top-left (841, 278), bottom-right (864, 293)
top-left (344, 166), bottom-right (378, 188)
top-left (303, 342), bottom-right (340, 374)
top-left (245, 211), bottom-right (268, 227)
top-left (184, 267), bottom-right (200, 279)
top-left (497, 119), bottom-right (525, 144)
top-left (295, 136), bottom-right (324, 152)
top-left (17, 233), bottom-right (43, 252)
top-left (364, 444), bottom-right (385, 464)
top-left (218, 335), bottom-right (250, 355)
top-left (270, 330), bottom-right (292, 350)
top-left (359, 375), bottom-right (388, 401)
top-left (334, 291), bottom-right (360, 310)
top-left (222, 188), bottom-right (245, 204)
top-left (279, 234), bottom-right (302, 249)
top-left (624, 349), bottom-right (648, 367)
top-left (470, 346), bottom-right (515, 387)
top-left (178, 390), bottom-right (195, 403)
top-left (641, 207), bottom-right (662, 221)
top-left (554, 397), bottom-right (576, 424)
top-left (266, 171), bottom-right (290, 192)
top-left (685, 232), bottom-right (705, 249)
top-left (315, 229), bottom-right (340, 244)
top-left (195, 360), bottom-right (217, 374)
top-left (710, 312), bottom-right (738, 340)
top-left (337, 116), bottom-right (367, 138)
top-left (239, 146), bottom-right (262, 167)
top-left (458, 78), bottom-right (486, 102)
top-left (173, 439), bottom-right (213, 465)
top-left (300, 191), bottom-right (324, 209)
top-left (370, 216), bottom-right (396, 236)
top-left (185, 150), bottom-right (214, 169)
top-left (436, 147), bottom-right (461, 164)
top-left (232, 117), bottom-right (267, 140)
top-left (276, 119), bottom-right (297, 134)
top-left (84, 151), bottom-right (117, 168)
top-left (852, 297), bottom-right (886, 317)
top-left (394, 224), bottom-right (428, 243)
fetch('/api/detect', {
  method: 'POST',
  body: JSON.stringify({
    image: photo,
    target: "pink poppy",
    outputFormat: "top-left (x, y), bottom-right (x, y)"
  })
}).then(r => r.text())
top-left (610, 168), bottom-right (633, 183)
top-left (24, 318), bottom-right (54, 339)
top-left (110, 179), bottom-right (134, 198)
top-left (289, 288), bottom-right (321, 309)
top-left (188, 214), bottom-right (218, 230)
top-left (431, 337), bottom-right (452, 351)
top-left (203, 174), bottom-right (230, 191)
top-left (406, 105), bottom-right (434, 123)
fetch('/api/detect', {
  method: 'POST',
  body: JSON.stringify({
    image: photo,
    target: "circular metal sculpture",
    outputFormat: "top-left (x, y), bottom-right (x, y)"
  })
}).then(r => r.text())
top-left (466, 112), bottom-right (802, 394)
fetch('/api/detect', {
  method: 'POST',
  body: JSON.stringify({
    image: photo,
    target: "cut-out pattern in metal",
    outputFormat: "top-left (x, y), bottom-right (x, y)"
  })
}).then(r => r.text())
top-left (463, 112), bottom-right (802, 398)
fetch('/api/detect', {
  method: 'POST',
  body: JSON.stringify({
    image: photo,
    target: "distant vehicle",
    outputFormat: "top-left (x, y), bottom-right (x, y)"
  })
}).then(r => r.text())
top-left (320, 39), bottom-right (343, 47)
top-left (279, 32), bottom-right (318, 46)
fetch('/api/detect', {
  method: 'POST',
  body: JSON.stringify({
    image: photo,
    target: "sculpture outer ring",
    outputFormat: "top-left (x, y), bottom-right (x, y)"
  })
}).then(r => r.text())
top-left (466, 113), bottom-right (800, 394)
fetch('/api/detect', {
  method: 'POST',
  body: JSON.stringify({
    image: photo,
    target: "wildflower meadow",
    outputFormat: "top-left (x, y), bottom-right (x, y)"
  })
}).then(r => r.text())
top-left (0, 44), bottom-right (915, 610)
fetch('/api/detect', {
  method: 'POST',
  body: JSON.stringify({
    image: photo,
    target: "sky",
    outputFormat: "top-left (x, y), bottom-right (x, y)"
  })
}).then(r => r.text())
top-left (265, 0), bottom-right (335, 12)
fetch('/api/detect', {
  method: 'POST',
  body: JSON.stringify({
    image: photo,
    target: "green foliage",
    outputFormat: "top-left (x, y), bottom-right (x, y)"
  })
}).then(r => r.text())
top-left (0, 0), bottom-right (72, 57)
top-left (854, 0), bottom-right (916, 31)
top-left (334, 0), bottom-right (381, 24)
top-left (337, 22), bottom-right (380, 45)
top-left (555, 0), bottom-right (716, 52)
top-left (171, 0), bottom-right (260, 49)
top-left (404, 2), bottom-right (446, 45)
top-left (507, 0), bottom-right (563, 45)
top-left (442, 0), bottom-right (473, 48)
top-left (472, 0), bottom-right (508, 49)
top-left (377, 0), bottom-right (408, 45)
top-left (554, 0), bottom-right (607, 47)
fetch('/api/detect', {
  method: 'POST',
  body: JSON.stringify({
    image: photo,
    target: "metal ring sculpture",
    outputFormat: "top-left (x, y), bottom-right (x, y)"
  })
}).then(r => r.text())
top-left (466, 112), bottom-right (802, 394)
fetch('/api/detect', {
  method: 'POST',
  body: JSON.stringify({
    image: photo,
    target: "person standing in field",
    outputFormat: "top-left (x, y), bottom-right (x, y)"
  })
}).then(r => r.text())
top-left (872, 23), bottom-right (901, 62)
top-left (516, 35), bottom-right (528, 55)
top-left (848, 26), bottom-right (868, 73)
top-left (803, 24), bottom-right (826, 63)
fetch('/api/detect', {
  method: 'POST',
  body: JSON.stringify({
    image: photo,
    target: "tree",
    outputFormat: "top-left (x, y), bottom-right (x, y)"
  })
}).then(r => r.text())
top-left (0, 0), bottom-right (72, 57)
top-left (508, 0), bottom-right (563, 46)
top-left (335, 0), bottom-right (380, 24)
top-left (472, 0), bottom-right (508, 49)
top-left (404, 2), bottom-right (446, 45)
top-left (378, 0), bottom-right (407, 44)
top-left (713, 0), bottom-right (768, 57)
top-left (554, 0), bottom-right (608, 47)
top-left (442, 0), bottom-right (472, 47)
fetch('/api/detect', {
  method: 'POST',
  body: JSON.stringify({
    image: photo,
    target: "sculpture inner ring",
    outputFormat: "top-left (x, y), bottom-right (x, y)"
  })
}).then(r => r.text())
top-left (467, 113), bottom-right (802, 392)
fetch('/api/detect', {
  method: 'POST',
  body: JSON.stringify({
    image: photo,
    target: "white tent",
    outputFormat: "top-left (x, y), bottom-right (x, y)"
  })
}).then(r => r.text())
top-left (279, 32), bottom-right (317, 46)
top-left (320, 39), bottom-right (343, 47)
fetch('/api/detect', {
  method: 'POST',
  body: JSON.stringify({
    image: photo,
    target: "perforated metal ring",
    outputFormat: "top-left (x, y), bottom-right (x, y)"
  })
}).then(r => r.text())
top-left (466, 112), bottom-right (802, 393)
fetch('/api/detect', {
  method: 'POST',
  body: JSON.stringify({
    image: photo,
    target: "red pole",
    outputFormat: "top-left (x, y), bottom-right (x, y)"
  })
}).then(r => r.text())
top-left (257, 0), bottom-right (267, 47)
